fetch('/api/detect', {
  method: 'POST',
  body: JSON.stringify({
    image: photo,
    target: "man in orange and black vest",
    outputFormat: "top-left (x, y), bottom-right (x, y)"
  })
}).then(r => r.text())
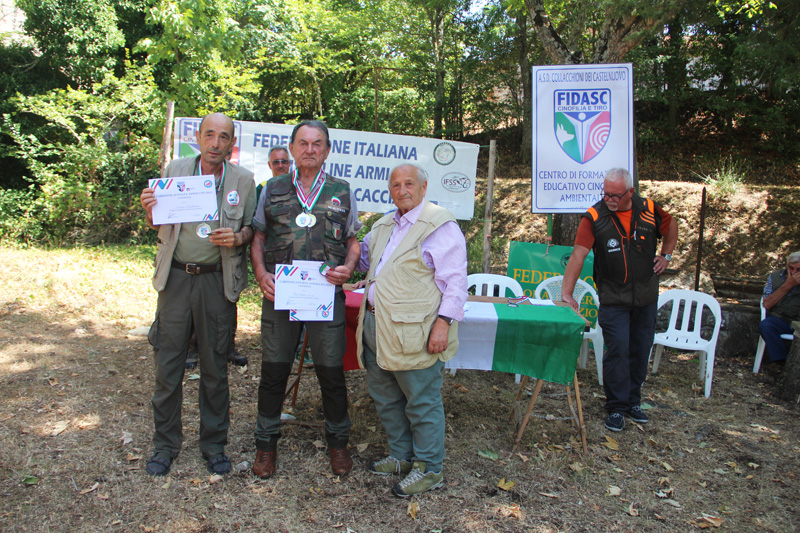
top-left (562, 168), bottom-right (678, 432)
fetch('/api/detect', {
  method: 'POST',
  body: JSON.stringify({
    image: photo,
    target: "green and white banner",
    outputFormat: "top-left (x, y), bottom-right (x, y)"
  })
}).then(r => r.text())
top-left (173, 117), bottom-right (479, 219)
top-left (445, 302), bottom-right (585, 385)
top-left (507, 241), bottom-right (598, 326)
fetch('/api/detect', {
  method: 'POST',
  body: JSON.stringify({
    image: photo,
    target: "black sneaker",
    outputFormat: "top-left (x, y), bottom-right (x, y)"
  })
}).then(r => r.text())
top-left (626, 405), bottom-right (649, 424)
top-left (604, 412), bottom-right (625, 432)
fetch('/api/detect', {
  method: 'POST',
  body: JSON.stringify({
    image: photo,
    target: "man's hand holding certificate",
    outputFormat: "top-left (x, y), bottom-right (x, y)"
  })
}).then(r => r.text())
top-left (274, 260), bottom-right (335, 321)
top-left (147, 175), bottom-right (219, 225)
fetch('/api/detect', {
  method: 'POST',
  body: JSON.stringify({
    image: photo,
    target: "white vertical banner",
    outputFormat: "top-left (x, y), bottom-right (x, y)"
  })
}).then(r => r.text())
top-left (531, 63), bottom-right (634, 214)
top-left (173, 118), bottom-right (479, 219)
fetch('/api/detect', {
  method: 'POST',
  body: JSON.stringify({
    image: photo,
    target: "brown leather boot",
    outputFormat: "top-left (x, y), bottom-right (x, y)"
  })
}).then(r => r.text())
top-left (252, 449), bottom-right (276, 479)
top-left (329, 447), bottom-right (352, 476)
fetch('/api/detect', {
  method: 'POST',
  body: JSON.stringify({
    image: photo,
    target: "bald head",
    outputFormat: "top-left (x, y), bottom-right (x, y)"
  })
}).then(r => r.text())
top-left (198, 112), bottom-right (235, 138)
top-left (195, 112), bottom-right (236, 171)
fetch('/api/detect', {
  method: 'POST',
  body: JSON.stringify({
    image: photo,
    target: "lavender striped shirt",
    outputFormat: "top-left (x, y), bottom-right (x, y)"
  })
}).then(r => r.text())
top-left (358, 200), bottom-right (467, 321)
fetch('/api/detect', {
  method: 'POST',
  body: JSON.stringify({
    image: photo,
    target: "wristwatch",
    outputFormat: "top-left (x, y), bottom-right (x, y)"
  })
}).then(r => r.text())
top-left (661, 253), bottom-right (672, 262)
top-left (438, 315), bottom-right (454, 325)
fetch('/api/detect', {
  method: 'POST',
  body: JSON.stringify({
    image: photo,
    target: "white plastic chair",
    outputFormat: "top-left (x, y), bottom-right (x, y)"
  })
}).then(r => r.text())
top-left (753, 297), bottom-right (794, 373)
top-left (649, 289), bottom-right (722, 398)
top-left (534, 275), bottom-right (604, 385)
top-left (468, 273), bottom-right (523, 298)
top-left (456, 274), bottom-right (525, 382)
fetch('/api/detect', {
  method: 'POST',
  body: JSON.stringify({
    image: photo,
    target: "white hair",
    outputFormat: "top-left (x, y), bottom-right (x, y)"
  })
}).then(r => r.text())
top-left (605, 168), bottom-right (633, 189)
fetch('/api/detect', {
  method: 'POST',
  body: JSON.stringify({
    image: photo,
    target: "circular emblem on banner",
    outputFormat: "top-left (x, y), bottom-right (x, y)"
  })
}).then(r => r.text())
top-left (560, 253), bottom-right (571, 269)
top-left (440, 172), bottom-right (471, 193)
top-left (227, 190), bottom-right (240, 206)
top-left (607, 238), bottom-right (619, 248)
top-left (433, 142), bottom-right (456, 165)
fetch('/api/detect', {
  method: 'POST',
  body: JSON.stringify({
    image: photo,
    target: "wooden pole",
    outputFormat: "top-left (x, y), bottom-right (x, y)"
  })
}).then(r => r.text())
top-left (695, 187), bottom-right (707, 291)
top-left (159, 101), bottom-right (175, 178)
top-left (374, 68), bottom-right (379, 132)
top-left (481, 140), bottom-right (497, 273)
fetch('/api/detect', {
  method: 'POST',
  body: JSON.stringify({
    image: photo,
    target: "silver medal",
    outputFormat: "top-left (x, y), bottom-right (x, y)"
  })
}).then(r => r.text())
top-left (196, 223), bottom-right (212, 238)
top-left (295, 212), bottom-right (310, 227)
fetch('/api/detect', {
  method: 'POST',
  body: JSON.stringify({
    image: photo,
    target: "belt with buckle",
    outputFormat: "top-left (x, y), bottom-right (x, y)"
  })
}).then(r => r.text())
top-left (366, 301), bottom-right (375, 315)
top-left (171, 260), bottom-right (222, 275)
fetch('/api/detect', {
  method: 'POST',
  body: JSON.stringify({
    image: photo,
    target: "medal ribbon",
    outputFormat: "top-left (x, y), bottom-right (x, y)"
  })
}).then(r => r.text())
top-left (196, 159), bottom-right (226, 193)
top-left (292, 168), bottom-right (326, 212)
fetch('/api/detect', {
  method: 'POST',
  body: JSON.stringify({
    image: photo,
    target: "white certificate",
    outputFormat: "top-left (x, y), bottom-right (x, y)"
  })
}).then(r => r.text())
top-left (148, 175), bottom-right (218, 225)
top-left (274, 261), bottom-right (335, 321)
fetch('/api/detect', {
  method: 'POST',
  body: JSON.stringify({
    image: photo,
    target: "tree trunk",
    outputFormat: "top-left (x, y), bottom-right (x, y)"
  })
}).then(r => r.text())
top-left (516, 12), bottom-right (532, 165)
top-left (665, 17), bottom-right (685, 141)
top-left (431, 7), bottom-right (445, 138)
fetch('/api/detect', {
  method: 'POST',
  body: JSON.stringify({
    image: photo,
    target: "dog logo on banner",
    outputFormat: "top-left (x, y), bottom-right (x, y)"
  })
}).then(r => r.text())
top-left (553, 89), bottom-right (611, 164)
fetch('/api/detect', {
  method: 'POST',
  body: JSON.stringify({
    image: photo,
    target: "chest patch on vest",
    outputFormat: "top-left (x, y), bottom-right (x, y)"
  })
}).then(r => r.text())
top-left (227, 190), bottom-right (240, 206)
top-left (607, 238), bottom-right (621, 252)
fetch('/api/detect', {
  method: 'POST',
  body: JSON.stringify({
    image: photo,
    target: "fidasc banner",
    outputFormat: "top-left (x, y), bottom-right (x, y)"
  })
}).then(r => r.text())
top-left (173, 118), bottom-right (479, 219)
top-left (531, 63), bottom-right (634, 213)
top-left (506, 241), bottom-right (598, 325)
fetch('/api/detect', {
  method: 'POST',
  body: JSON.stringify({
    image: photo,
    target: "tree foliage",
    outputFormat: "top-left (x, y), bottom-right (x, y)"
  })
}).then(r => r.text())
top-left (0, 0), bottom-right (798, 245)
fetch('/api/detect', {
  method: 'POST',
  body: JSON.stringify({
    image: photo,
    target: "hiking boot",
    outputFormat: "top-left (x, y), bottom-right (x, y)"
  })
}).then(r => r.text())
top-left (604, 412), bottom-right (625, 432)
top-left (626, 405), bottom-right (649, 424)
top-left (253, 449), bottom-right (276, 479)
top-left (368, 456), bottom-right (413, 476)
top-left (391, 462), bottom-right (443, 498)
top-left (228, 346), bottom-right (248, 367)
top-left (329, 447), bottom-right (353, 476)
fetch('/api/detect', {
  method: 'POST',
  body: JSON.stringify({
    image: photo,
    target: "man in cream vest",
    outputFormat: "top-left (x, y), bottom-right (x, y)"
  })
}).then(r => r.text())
top-left (139, 113), bottom-right (255, 477)
top-left (355, 164), bottom-right (467, 497)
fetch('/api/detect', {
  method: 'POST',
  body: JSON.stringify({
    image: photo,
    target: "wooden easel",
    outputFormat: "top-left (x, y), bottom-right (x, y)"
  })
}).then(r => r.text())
top-left (510, 371), bottom-right (588, 454)
top-left (284, 330), bottom-right (310, 408)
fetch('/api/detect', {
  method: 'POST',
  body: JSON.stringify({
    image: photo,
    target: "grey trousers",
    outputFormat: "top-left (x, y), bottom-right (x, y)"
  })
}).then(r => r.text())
top-left (255, 291), bottom-right (351, 449)
top-left (362, 311), bottom-right (446, 472)
top-left (148, 267), bottom-right (234, 459)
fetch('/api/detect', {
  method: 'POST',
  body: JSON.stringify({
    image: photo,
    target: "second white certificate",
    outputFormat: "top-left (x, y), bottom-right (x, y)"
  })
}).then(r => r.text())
top-left (274, 261), bottom-right (335, 321)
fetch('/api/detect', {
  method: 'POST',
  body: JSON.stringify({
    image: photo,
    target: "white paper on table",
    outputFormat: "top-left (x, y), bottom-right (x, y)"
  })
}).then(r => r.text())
top-left (527, 298), bottom-right (556, 306)
top-left (149, 175), bottom-right (218, 225)
top-left (274, 261), bottom-right (335, 321)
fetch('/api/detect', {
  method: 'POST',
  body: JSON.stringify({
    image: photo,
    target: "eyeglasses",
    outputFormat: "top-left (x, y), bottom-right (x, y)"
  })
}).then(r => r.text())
top-left (271, 159), bottom-right (290, 165)
top-left (602, 189), bottom-right (631, 201)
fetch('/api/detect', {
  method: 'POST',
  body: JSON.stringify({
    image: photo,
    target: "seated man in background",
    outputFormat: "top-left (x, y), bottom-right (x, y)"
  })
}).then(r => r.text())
top-left (759, 251), bottom-right (800, 365)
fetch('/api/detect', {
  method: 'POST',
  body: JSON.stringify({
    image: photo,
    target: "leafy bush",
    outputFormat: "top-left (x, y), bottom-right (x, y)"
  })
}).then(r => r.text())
top-left (2, 65), bottom-right (161, 245)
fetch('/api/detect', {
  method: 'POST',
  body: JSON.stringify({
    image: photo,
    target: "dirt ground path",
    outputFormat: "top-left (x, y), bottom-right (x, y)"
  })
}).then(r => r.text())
top-left (1, 232), bottom-right (800, 531)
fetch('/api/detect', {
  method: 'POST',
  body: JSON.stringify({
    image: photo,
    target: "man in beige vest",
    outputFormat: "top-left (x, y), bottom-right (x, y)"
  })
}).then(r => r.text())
top-left (139, 113), bottom-right (255, 477)
top-left (355, 164), bottom-right (467, 497)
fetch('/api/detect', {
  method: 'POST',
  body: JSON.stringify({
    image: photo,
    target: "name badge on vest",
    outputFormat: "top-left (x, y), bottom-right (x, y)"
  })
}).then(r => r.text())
top-left (227, 190), bottom-right (240, 206)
